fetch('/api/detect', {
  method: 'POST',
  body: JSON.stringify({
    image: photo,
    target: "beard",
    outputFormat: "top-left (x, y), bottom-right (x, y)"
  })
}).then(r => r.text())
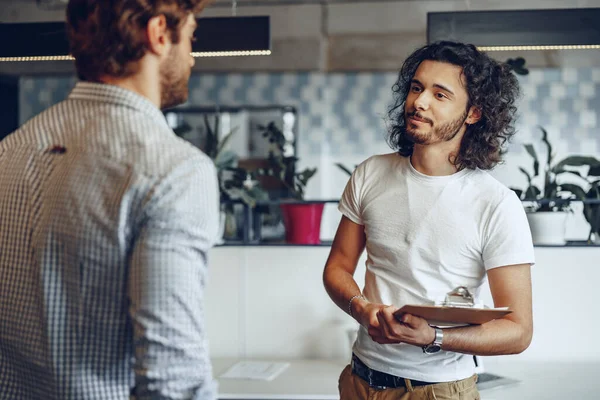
top-left (159, 48), bottom-right (190, 110)
top-left (404, 109), bottom-right (468, 145)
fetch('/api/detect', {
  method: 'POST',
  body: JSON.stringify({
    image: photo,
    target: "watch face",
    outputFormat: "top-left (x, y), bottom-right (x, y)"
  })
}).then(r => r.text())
top-left (424, 344), bottom-right (442, 354)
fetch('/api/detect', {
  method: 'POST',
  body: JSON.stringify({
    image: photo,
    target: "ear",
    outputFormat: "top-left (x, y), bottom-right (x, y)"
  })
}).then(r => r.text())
top-left (466, 106), bottom-right (482, 125)
top-left (146, 14), bottom-right (171, 57)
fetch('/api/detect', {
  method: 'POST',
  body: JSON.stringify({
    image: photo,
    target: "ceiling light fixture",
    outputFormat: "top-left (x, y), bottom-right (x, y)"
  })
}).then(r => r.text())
top-left (478, 45), bottom-right (600, 52)
top-left (0, 15), bottom-right (271, 62)
top-left (428, 8), bottom-right (600, 51)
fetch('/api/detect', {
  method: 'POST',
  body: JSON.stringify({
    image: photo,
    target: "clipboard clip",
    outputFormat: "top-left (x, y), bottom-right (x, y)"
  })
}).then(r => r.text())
top-left (442, 286), bottom-right (475, 308)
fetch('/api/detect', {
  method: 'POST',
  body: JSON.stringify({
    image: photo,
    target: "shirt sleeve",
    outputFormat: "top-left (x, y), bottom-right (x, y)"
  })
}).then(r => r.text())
top-left (482, 190), bottom-right (536, 271)
top-left (128, 154), bottom-right (220, 400)
top-left (338, 160), bottom-right (366, 225)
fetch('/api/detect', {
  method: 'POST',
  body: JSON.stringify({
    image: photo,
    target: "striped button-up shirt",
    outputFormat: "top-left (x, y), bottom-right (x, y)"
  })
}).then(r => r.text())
top-left (0, 82), bottom-right (219, 399)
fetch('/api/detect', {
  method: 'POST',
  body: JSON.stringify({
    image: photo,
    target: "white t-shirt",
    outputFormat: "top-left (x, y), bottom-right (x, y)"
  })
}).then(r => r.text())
top-left (338, 153), bottom-right (535, 382)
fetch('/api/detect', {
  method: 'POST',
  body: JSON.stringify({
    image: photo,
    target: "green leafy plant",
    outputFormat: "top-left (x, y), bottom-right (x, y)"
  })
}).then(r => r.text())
top-left (513, 126), bottom-right (600, 239)
top-left (174, 114), bottom-right (267, 207)
top-left (256, 121), bottom-right (317, 200)
top-left (335, 163), bottom-right (355, 176)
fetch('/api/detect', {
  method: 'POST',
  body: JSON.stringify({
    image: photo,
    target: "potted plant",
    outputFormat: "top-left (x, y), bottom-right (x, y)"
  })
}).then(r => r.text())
top-left (256, 122), bottom-right (321, 244)
top-left (513, 126), bottom-right (600, 244)
top-left (175, 114), bottom-right (267, 242)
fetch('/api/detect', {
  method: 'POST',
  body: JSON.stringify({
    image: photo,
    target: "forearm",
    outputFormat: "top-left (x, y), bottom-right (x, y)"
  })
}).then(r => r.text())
top-left (133, 344), bottom-right (217, 400)
top-left (130, 250), bottom-right (218, 400)
top-left (323, 265), bottom-right (364, 318)
top-left (441, 318), bottom-right (532, 356)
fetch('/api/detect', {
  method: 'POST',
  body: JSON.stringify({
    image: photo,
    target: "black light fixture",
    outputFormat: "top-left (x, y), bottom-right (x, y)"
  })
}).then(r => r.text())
top-left (193, 16), bottom-right (271, 57)
top-left (428, 8), bottom-right (600, 51)
top-left (0, 16), bottom-right (271, 62)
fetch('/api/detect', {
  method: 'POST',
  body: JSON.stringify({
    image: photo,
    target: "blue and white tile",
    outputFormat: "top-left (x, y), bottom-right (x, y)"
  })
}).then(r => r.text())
top-left (580, 110), bottom-right (597, 128)
top-left (579, 82), bottom-right (596, 99)
top-left (562, 68), bottom-right (578, 84)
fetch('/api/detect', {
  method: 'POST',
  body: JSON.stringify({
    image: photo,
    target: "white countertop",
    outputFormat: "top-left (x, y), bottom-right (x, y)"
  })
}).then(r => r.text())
top-left (213, 358), bottom-right (345, 399)
top-left (213, 358), bottom-right (600, 400)
top-left (478, 360), bottom-right (600, 400)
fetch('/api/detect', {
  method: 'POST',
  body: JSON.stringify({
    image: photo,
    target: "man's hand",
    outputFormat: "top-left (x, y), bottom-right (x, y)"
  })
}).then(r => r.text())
top-left (371, 306), bottom-right (435, 347)
top-left (352, 298), bottom-right (387, 335)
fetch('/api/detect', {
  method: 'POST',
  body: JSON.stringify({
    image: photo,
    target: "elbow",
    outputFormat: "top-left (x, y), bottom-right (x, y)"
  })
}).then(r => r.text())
top-left (511, 325), bottom-right (533, 354)
top-left (322, 264), bottom-right (335, 289)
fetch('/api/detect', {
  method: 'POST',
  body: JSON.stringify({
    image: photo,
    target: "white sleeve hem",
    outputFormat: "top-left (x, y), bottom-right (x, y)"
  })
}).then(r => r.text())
top-left (484, 253), bottom-right (535, 271)
top-left (338, 203), bottom-right (363, 225)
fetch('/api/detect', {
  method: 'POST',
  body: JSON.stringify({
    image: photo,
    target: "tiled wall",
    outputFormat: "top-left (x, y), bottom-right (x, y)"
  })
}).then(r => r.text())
top-left (19, 68), bottom-right (600, 225)
top-left (20, 69), bottom-right (600, 155)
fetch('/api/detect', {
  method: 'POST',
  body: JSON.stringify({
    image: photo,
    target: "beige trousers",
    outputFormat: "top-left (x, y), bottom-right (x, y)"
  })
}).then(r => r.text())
top-left (338, 365), bottom-right (481, 400)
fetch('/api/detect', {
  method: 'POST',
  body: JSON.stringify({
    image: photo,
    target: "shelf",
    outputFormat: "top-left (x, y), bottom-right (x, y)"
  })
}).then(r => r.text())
top-left (216, 240), bottom-right (600, 248)
top-left (217, 240), bottom-right (333, 247)
top-left (535, 240), bottom-right (600, 247)
top-left (217, 199), bottom-right (600, 248)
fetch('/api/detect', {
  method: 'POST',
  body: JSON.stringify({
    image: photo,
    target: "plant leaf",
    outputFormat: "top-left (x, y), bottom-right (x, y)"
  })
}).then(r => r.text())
top-left (539, 126), bottom-right (553, 167)
top-left (335, 163), bottom-right (354, 176)
top-left (553, 156), bottom-right (600, 172)
top-left (216, 126), bottom-right (239, 157)
top-left (215, 150), bottom-right (237, 170)
top-left (590, 165), bottom-right (600, 176)
top-left (524, 185), bottom-right (541, 200)
top-left (518, 167), bottom-right (532, 183)
top-left (523, 144), bottom-right (538, 162)
top-left (523, 144), bottom-right (539, 176)
top-left (545, 181), bottom-right (558, 199)
top-left (203, 115), bottom-right (217, 159)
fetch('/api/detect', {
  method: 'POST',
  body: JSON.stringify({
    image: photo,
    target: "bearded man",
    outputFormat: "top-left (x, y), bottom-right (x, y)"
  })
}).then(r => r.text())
top-left (0, 1), bottom-right (220, 399)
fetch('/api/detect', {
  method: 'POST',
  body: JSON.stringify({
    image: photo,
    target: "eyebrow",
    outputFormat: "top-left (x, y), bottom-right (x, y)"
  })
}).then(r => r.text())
top-left (411, 79), bottom-right (455, 96)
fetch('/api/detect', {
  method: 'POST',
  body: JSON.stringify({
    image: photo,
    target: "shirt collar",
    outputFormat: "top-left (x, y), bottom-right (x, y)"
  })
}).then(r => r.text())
top-left (68, 81), bottom-right (169, 128)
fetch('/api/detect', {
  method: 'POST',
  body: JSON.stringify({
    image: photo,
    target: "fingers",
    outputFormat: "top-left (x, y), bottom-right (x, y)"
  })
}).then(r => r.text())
top-left (375, 308), bottom-right (405, 342)
top-left (396, 312), bottom-right (416, 328)
top-left (378, 306), bottom-right (403, 329)
top-left (366, 305), bottom-right (427, 345)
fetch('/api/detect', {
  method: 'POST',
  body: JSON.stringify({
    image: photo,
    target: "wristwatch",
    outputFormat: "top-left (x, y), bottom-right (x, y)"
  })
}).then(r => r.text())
top-left (422, 327), bottom-right (443, 354)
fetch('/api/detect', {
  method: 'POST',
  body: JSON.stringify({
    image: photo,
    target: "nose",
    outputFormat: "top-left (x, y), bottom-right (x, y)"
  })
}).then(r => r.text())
top-left (414, 91), bottom-right (430, 111)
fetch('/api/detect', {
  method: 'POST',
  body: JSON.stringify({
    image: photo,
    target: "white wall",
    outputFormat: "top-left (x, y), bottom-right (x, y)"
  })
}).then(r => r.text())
top-left (205, 244), bottom-right (600, 364)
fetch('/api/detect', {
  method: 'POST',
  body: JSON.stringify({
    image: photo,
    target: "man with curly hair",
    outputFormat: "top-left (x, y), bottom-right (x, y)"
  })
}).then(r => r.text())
top-left (0, 1), bottom-right (219, 399)
top-left (323, 41), bottom-right (534, 400)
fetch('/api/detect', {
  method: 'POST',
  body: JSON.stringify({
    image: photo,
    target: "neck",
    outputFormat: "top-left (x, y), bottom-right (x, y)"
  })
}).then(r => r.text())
top-left (99, 58), bottom-right (161, 108)
top-left (410, 132), bottom-right (465, 176)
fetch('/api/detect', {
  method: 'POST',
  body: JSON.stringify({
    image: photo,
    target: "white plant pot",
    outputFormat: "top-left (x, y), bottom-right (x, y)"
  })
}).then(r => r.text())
top-left (526, 211), bottom-right (568, 245)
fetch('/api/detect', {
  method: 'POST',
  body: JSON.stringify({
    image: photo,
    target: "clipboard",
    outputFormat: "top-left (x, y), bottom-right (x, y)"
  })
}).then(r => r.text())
top-left (393, 286), bottom-right (512, 327)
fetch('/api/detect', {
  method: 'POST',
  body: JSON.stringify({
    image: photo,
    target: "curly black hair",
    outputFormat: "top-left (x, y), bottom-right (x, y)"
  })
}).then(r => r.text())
top-left (387, 41), bottom-right (520, 170)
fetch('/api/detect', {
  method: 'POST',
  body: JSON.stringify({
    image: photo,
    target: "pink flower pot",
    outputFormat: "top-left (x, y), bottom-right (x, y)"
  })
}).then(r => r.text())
top-left (280, 203), bottom-right (324, 244)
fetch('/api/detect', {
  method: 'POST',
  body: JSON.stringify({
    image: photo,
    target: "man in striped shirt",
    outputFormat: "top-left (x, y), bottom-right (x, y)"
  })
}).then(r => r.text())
top-left (0, 1), bottom-right (219, 399)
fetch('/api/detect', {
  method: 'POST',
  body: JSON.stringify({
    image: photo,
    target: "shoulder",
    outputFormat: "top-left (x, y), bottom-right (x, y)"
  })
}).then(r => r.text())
top-left (462, 169), bottom-right (521, 212)
top-left (138, 134), bottom-right (215, 180)
top-left (358, 152), bottom-right (407, 174)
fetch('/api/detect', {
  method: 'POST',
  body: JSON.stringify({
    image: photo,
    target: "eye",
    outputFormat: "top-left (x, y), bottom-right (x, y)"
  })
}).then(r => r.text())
top-left (411, 85), bottom-right (422, 93)
top-left (436, 92), bottom-right (447, 99)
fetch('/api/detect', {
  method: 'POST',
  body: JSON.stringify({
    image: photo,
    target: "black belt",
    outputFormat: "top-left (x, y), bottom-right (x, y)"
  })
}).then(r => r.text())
top-left (351, 354), bottom-right (438, 389)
